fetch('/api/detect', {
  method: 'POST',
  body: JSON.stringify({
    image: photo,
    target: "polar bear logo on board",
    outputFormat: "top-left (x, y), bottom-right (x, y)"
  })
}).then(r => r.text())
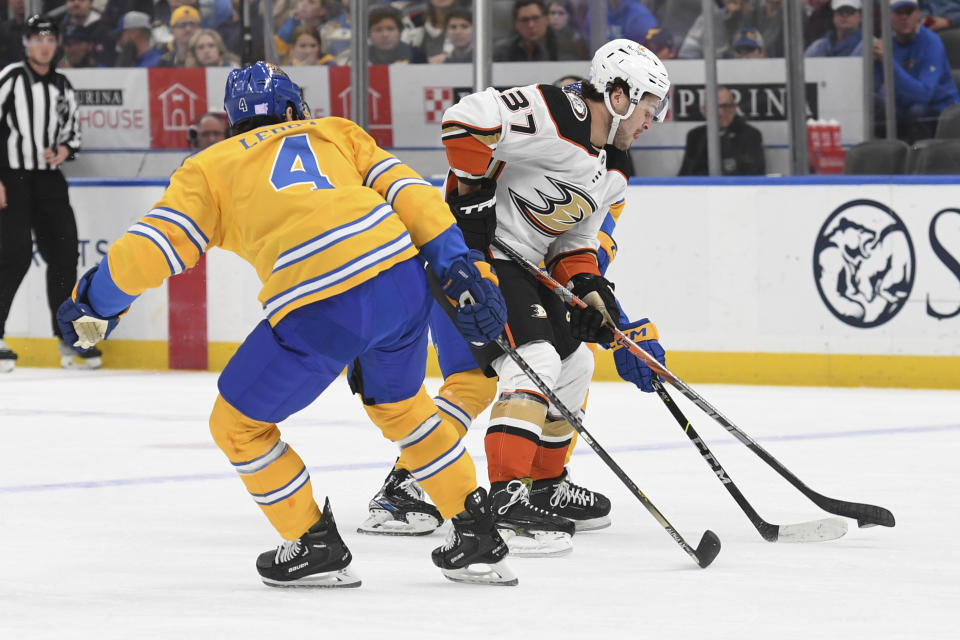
top-left (813, 200), bottom-right (915, 328)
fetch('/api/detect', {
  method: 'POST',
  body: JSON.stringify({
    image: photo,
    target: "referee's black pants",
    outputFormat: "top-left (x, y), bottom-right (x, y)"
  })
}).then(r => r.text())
top-left (0, 169), bottom-right (78, 339)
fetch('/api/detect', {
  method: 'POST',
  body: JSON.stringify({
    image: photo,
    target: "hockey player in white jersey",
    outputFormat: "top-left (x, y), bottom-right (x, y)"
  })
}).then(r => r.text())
top-left (422, 40), bottom-right (671, 555)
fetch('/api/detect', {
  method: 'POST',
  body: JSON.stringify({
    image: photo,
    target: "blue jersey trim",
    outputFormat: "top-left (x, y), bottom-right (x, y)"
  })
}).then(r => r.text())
top-left (418, 226), bottom-right (469, 282)
top-left (128, 229), bottom-right (181, 276)
top-left (88, 258), bottom-right (139, 317)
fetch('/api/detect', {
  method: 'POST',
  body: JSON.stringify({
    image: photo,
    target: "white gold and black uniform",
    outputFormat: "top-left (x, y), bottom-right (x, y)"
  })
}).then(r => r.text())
top-left (440, 82), bottom-right (627, 554)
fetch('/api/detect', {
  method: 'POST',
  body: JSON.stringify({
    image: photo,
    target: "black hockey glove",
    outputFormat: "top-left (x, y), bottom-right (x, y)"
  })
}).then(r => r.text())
top-left (447, 179), bottom-right (497, 252)
top-left (567, 274), bottom-right (620, 343)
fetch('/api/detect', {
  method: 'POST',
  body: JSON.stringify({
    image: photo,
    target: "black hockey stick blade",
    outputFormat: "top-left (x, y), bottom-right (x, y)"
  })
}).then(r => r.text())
top-left (696, 530), bottom-right (721, 568)
top-left (652, 380), bottom-right (848, 543)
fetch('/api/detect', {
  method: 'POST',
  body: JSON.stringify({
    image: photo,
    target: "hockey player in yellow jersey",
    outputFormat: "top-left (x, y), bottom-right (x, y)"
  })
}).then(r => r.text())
top-left (56, 62), bottom-right (517, 587)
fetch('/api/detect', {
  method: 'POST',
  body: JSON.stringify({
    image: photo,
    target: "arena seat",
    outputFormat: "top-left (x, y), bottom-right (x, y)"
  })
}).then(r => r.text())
top-left (935, 103), bottom-right (960, 138)
top-left (843, 139), bottom-right (909, 174)
top-left (907, 138), bottom-right (960, 174)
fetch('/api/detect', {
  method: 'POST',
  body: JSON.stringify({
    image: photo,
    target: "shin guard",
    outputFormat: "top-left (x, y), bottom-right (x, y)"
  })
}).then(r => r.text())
top-left (366, 387), bottom-right (477, 520)
top-left (209, 394), bottom-right (321, 540)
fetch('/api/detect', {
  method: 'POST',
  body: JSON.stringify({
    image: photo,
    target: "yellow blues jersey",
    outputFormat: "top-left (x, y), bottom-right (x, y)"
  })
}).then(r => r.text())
top-left (441, 83), bottom-right (630, 285)
top-left (98, 117), bottom-right (460, 324)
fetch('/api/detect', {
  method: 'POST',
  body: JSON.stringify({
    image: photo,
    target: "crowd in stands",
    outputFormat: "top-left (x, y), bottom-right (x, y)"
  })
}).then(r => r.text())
top-left (3, 0), bottom-right (960, 143)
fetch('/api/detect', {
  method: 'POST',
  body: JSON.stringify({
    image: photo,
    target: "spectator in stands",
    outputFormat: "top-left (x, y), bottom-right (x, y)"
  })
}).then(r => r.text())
top-left (275, 0), bottom-right (348, 62)
top-left (679, 86), bottom-right (766, 175)
top-left (553, 74), bottom-right (583, 87)
top-left (874, 0), bottom-right (960, 142)
top-left (547, 0), bottom-right (588, 59)
top-left (0, 0), bottom-right (26, 67)
top-left (369, 4), bottom-right (423, 64)
top-left (188, 112), bottom-right (229, 151)
top-left (58, 23), bottom-right (102, 67)
top-left (647, 0), bottom-right (702, 46)
top-left (158, 5), bottom-right (201, 66)
top-left (101, 0), bottom-right (153, 31)
top-left (287, 24), bottom-right (335, 65)
top-left (732, 26), bottom-right (765, 58)
top-left (643, 26), bottom-right (679, 60)
top-left (218, 0), bottom-right (266, 62)
top-left (185, 27), bottom-right (238, 66)
top-left (806, 0), bottom-right (864, 58)
top-left (406, 0), bottom-right (459, 64)
top-left (58, 0), bottom-right (115, 65)
top-left (154, 0), bottom-right (232, 35)
top-left (751, 0), bottom-right (783, 57)
top-left (438, 7), bottom-right (474, 63)
top-left (493, 0), bottom-right (575, 62)
top-left (115, 10), bottom-right (162, 66)
top-left (585, 0), bottom-right (658, 45)
top-left (679, 0), bottom-right (751, 59)
top-left (922, 0), bottom-right (960, 32)
top-left (804, 0), bottom-right (835, 46)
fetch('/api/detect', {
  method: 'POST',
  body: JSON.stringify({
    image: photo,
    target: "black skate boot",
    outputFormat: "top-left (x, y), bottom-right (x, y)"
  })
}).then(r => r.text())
top-left (530, 468), bottom-right (612, 531)
top-left (0, 340), bottom-right (17, 373)
top-left (490, 479), bottom-right (575, 557)
top-left (357, 466), bottom-right (443, 536)
top-left (59, 340), bottom-right (102, 370)
top-left (432, 487), bottom-right (518, 586)
top-left (256, 497), bottom-right (361, 588)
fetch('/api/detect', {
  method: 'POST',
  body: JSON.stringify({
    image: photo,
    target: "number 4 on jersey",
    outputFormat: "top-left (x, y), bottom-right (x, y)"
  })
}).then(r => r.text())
top-left (270, 134), bottom-right (334, 191)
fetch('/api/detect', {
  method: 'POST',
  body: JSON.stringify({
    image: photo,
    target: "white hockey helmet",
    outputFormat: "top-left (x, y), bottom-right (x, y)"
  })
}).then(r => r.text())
top-left (589, 39), bottom-right (671, 144)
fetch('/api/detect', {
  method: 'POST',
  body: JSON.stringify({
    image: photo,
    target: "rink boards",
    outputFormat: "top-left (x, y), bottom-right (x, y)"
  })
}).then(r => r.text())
top-left (4, 176), bottom-right (959, 388)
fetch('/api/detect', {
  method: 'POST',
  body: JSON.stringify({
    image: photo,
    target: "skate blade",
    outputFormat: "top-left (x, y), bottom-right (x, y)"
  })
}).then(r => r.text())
top-left (574, 515), bottom-right (611, 532)
top-left (441, 559), bottom-right (518, 586)
top-left (499, 528), bottom-right (573, 558)
top-left (357, 510), bottom-right (440, 536)
top-left (61, 355), bottom-right (102, 370)
top-left (261, 566), bottom-right (362, 588)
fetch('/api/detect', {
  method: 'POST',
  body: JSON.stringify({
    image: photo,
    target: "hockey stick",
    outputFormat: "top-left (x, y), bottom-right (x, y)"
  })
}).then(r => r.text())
top-left (493, 335), bottom-right (721, 568)
top-left (652, 379), bottom-right (847, 542)
top-left (491, 237), bottom-right (895, 529)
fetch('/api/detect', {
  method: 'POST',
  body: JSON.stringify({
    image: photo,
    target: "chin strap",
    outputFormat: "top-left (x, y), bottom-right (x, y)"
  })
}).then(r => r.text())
top-left (602, 91), bottom-right (637, 146)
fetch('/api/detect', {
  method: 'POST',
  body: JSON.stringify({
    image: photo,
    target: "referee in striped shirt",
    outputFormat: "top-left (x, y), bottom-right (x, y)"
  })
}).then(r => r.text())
top-left (0, 15), bottom-right (96, 373)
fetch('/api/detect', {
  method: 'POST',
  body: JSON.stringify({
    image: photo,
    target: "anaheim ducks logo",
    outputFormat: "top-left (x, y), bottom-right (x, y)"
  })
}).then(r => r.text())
top-left (509, 176), bottom-right (597, 237)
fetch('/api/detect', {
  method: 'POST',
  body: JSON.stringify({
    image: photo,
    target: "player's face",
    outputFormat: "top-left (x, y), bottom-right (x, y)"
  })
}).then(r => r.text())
top-left (611, 93), bottom-right (661, 150)
top-left (26, 34), bottom-right (58, 66)
top-left (446, 17), bottom-right (472, 48)
top-left (370, 19), bottom-right (400, 51)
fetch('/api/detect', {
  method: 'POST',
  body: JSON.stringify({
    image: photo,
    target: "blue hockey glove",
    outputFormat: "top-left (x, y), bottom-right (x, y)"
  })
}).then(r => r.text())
top-left (611, 317), bottom-right (665, 393)
top-left (441, 250), bottom-right (507, 347)
top-left (57, 266), bottom-right (123, 350)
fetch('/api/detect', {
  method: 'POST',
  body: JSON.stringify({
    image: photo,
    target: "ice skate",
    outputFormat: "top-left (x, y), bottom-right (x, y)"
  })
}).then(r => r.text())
top-left (59, 340), bottom-right (102, 370)
top-left (357, 467), bottom-right (443, 536)
top-left (530, 468), bottom-right (612, 531)
top-left (490, 479), bottom-right (575, 557)
top-left (256, 498), bottom-right (361, 588)
top-left (432, 487), bottom-right (518, 586)
top-left (0, 340), bottom-right (16, 373)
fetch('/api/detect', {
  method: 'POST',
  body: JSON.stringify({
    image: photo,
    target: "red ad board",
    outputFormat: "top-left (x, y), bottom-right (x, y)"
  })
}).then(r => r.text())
top-left (148, 68), bottom-right (208, 149)
top-left (328, 65), bottom-right (393, 147)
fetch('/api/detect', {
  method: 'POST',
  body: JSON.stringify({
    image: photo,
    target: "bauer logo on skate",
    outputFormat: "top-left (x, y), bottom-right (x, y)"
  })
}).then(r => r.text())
top-left (509, 177), bottom-right (597, 237)
top-left (813, 200), bottom-right (916, 328)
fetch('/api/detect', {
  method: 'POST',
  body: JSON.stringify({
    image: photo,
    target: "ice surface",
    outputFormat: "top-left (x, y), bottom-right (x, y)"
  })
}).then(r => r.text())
top-left (2, 369), bottom-right (957, 639)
